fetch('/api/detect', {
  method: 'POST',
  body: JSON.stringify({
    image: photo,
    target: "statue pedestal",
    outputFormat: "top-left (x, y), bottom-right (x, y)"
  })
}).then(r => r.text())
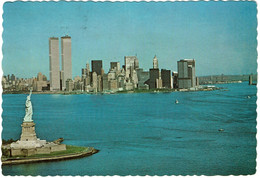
top-left (20, 122), bottom-right (37, 141)
top-left (11, 121), bottom-right (47, 155)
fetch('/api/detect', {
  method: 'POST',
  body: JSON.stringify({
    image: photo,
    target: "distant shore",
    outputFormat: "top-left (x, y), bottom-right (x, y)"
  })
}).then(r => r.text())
top-left (2, 145), bottom-right (99, 166)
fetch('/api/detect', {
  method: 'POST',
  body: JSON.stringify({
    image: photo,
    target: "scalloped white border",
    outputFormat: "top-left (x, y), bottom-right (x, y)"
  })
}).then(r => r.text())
top-left (0, 1), bottom-right (259, 178)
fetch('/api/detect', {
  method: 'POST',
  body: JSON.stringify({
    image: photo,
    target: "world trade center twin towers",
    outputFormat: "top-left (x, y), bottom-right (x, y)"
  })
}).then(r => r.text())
top-left (49, 36), bottom-right (72, 91)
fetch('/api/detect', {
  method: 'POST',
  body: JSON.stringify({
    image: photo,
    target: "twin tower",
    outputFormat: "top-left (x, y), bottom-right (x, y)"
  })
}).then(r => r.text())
top-left (49, 36), bottom-right (72, 91)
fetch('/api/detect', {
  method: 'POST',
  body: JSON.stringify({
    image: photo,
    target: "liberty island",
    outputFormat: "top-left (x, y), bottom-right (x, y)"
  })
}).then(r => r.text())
top-left (1, 91), bottom-right (98, 165)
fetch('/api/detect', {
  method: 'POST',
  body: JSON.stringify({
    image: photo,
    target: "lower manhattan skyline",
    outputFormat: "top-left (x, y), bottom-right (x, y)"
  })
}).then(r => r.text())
top-left (2, 1), bottom-right (257, 79)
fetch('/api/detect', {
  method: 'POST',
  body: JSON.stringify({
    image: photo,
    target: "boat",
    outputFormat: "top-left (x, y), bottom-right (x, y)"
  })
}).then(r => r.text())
top-left (175, 99), bottom-right (179, 104)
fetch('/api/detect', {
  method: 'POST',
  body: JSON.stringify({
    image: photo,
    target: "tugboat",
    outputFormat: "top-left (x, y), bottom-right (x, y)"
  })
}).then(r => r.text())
top-left (175, 99), bottom-right (179, 104)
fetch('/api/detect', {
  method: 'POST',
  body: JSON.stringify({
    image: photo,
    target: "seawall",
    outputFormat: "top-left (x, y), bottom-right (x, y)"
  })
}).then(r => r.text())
top-left (2, 147), bottom-right (98, 166)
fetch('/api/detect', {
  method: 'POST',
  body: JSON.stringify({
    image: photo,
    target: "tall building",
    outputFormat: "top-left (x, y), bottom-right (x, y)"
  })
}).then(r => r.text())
top-left (11, 74), bottom-right (16, 82)
top-left (49, 37), bottom-right (60, 91)
top-left (82, 68), bottom-right (87, 80)
top-left (110, 62), bottom-right (120, 71)
top-left (102, 74), bottom-right (109, 91)
top-left (91, 60), bottom-right (103, 76)
top-left (156, 78), bottom-right (162, 89)
top-left (177, 59), bottom-right (196, 89)
top-left (124, 56), bottom-right (139, 86)
top-left (136, 68), bottom-right (149, 89)
top-left (97, 75), bottom-right (102, 92)
top-left (161, 69), bottom-right (170, 88)
top-left (33, 72), bottom-right (47, 92)
top-left (86, 63), bottom-right (90, 76)
top-left (149, 69), bottom-right (159, 89)
top-left (161, 69), bottom-right (171, 88)
top-left (92, 72), bottom-right (98, 92)
top-left (66, 79), bottom-right (74, 92)
top-left (37, 72), bottom-right (43, 81)
top-left (61, 36), bottom-right (72, 91)
top-left (172, 71), bottom-right (178, 89)
top-left (153, 55), bottom-right (159, 69)
top-left (124, 56), bottom-right (139, 71)
top-left (109, 79), bottom-right (118, 91)
top-left (196, 77), bottom-right (199, 86)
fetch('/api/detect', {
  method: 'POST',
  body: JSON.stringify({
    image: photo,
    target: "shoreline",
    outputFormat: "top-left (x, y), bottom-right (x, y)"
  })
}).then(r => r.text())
top-left (2, 86), bottom-right (224, 95)
top-left (2, 146), bottom-right (99, 166)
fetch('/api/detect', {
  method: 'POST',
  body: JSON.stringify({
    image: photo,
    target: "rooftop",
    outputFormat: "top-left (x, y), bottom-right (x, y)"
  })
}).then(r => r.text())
top-left (61, 35), bottom-right (71, 39)
top-left (180, 59), bottom-right (195, 62)
top-left (49, 37), bottom-right (59, 40)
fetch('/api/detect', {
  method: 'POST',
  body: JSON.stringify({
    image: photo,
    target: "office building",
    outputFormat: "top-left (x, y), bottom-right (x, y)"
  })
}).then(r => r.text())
top-left (97, 75), bottom-right (102, 92)
top-left (82, 68), bottom-right (87, 80)
top-left (124, 56), bottom-right (139, 88)
top-left (66, 79), bottom-right (74, 92)
top-left (91, 60), bottom-right (103, 76)
top-left (92, 72), bottom-right (98, 92)
top-left (125, 81), bottom-right (134, 91)
top-left (196, 77), bottom-right (199, 86)
top-left (161, 69), bottom-right (171, 88)
top-left (110, 62), bottom-right (120, 71)
top-left (49, 37), bottom-right (60, 91)
top-left (136, 68), bottom-right (149, 89)
top-left (156, 78), bottom-right (162, 89)
top-left (124, 56), bottom-right (139, 71)
top-left (177, 59), bottom-right (196, 89)
top-left (37, 72), bottom-right (43, 81)
top-left (10, 74), bottom-right (16, 82)
top-left (149, 68), bottom-right (159, 89)
top-left (109, 79), bottom-right (118, 91)
top-left (61, 36), bottom-right (72, 90)
top-left (108, 72), bottom-right (116, 81)
top-left (34, 72), bottom-right (47, 92)
top-left (172, 72), bottom-right (178, 89)
top-left (102, 74), bottom-right (109, 91)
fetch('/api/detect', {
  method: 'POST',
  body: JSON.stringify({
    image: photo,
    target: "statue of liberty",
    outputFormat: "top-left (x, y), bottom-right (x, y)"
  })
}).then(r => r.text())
top-left (23, 89), bottom-right (33, 122)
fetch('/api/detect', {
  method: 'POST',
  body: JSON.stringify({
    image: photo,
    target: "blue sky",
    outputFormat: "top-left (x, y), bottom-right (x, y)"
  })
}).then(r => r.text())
top-left (2, 1), bottom-right (257, 79)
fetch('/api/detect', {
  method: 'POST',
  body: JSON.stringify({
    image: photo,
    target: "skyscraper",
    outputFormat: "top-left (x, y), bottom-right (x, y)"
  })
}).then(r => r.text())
top-left (91, 60), bottom-right (103, 76)
top-left (124, 56), bottom-right (139, 85)
top-left (110, 62), bottom-right (120, 71)
top-left (136, 68), bottom-right (149, 89)
top-left (149, 68), bottom-right (159, 89)
top-left (124, 56), bottom-right (139, 70)
top-left (86, 63), bottom-right (90, 76)
top-left (49, 37), bottom-right (60, 91)
top-left (61, 36), bottom-right (72, 90)
top-left (161, 69), bottom-right (171, 88)
top-left (177, 59), bottom-right (196, 89)
top-left (102, 74), bottom-right (109, 91)
top-left (92, 72), bottom-right (98, 92)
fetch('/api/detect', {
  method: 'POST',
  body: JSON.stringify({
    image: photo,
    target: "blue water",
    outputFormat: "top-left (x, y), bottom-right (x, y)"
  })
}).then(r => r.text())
top-left (1, 83), bottom-right (257, 175)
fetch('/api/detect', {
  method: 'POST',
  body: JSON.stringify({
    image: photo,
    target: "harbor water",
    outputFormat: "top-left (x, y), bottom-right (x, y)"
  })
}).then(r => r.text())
top-left (1, 82), bottom-right (257, 175)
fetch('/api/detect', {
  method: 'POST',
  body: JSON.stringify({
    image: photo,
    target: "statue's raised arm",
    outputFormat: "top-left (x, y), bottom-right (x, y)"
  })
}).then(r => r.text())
top-left (28, 89), bottom-right (32, 98)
